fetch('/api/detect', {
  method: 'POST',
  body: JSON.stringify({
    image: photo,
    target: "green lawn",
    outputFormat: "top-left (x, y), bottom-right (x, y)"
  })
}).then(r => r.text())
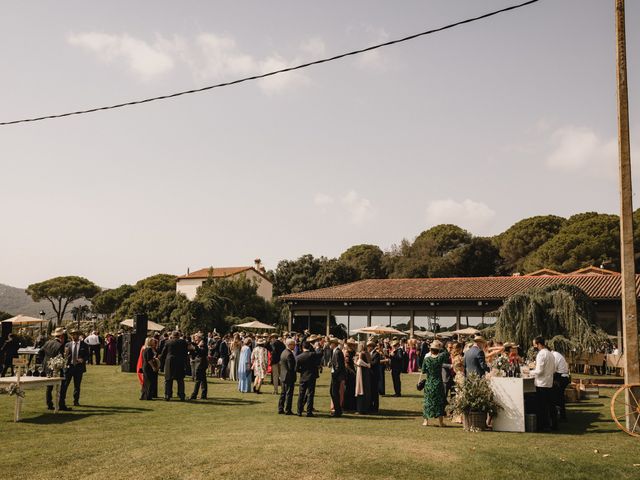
top-left (0, 366), bottom-right (639, 480)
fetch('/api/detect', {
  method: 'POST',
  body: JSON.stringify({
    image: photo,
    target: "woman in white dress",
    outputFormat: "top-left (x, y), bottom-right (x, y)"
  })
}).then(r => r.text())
top-left (251, 338), bottom-right (268, 394)
top-left (228, 334), bottom-right (241, 381)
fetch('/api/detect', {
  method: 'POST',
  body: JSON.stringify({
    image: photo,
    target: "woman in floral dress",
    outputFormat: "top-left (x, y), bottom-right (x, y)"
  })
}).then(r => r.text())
top-left (421, 340), bottom-right (451, 426)
top-left (251, 338), bottom-right (268, 394)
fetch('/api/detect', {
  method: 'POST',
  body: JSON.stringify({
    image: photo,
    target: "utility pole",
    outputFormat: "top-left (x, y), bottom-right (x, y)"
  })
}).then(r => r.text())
top-left (615, 0), bottom-right (640, 432)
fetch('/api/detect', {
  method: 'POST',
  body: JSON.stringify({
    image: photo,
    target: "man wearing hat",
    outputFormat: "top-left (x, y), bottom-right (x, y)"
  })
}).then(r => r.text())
top-left (63, 328), bottom-right (89, 408)
top-left (367, 340), bottom-right (381, 412)
top-left (328, 338), bottom-right (345, 417)
top-left (269, 333), bottom-right (285, 395)
top-left (41, 327), bottom-right (68, 410)
top-left (463, 335), bottom-right (489, 377)
top-left (160, 330), bottom-right (189, 401)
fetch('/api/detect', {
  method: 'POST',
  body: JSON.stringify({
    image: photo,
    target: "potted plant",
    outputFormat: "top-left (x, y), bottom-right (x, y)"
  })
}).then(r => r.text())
top-left (446, 373), bottom-right (500, 431)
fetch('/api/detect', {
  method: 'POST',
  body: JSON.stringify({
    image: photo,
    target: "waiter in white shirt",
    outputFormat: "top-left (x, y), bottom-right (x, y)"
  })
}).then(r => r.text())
top-left (531, 336), bottom-right (557, 431)
top-left (84, 331), bottom-right (101, 365)
top-left (551, 348), bottom-right (570, 421)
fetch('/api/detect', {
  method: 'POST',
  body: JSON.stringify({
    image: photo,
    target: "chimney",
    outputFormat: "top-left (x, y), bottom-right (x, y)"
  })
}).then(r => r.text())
top-left (187, 267), bottom-right (190, 275)
top-left (254, 258), bottom-right (265, 273)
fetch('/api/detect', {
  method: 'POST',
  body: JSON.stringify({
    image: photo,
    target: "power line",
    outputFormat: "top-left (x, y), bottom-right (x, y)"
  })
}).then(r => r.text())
top-left (0, 0), bottom-right (541, 127)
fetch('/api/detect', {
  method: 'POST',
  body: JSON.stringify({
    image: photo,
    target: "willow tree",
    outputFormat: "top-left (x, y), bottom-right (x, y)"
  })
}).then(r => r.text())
top-left (495, 284), bottom-right (607, 353)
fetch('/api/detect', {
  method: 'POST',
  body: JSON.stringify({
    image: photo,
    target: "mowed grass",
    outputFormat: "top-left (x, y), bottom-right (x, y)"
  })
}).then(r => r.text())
top-left (0, 366), bottom-right (639, 480)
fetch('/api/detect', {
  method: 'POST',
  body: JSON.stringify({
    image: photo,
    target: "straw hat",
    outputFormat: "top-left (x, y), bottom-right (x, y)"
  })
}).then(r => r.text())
top-left (430, 340), bottom-right (443, 350)
top-left (53, 327), bottom-right (66, 337)
top-left (329, 337), bottom-right (340, 345)
top-left (473, 335), bottom-right (486, 343)
top-left (390, 340), bottom-right (400, 347)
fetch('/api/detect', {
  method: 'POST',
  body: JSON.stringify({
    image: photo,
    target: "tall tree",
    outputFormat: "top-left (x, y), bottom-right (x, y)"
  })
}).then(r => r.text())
top-left (91, 284), bottom-right (135, 318)
top-left (115, 289), bottom-right (190, 327)
top-left (270, 254), bottom-right (323, 296)
top-left (339, 244), bottom-right (386, 279)
top-left (493, 215), bottom-right (566, 273)
top-left (26, 276), bottom-right (101, 326)
top-left (522, 213), bottom-right (620, 272)
top-left (134, 274), bottom-right (177, 292)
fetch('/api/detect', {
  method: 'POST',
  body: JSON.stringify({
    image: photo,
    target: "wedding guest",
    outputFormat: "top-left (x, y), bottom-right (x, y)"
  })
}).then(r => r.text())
top-left (329, 338), bottom-right (345, 417)
top-left (219, 334), bottom-right (230, 380)
top-left (343, 339), bottom-right (357, 412)
top-left (295, 341), bottom-right (321, 417)
top-left (377, 343), bottom-right (389, 396)
top-left (41, 327), bottom-right (67, 410)
top-left (84, 330), bottom-right (102, 365)
top-left (63, 328), bottom-right (89, 408)
top-left (0, 334), bottom-right (19, 377)
top-left (367, 341), bottom-right (381, 413)
top-left (407, 338), bottom-right (418, 373)
top-left (464, 336), bottom-right (490, 377)
top-left (104, 333), bottom-right (117, 365)
top-left (228, 334), bottom-right (241, 381)
top-left (421, 340), bottom-right (450, 427)
top-left (190, 333), bottom-right (209, 400)
top-left (270, 333), bottom-right (285, 395)
top-left (278, 338), bottom-right (296, 415)
top-left (159, 331), bottom-right (189, 401)
top-left (238, 338), bottom-right (253, 393)
top-left (251, 338), bottom-right (268, 394)
top-left (355, 343), bottom-right (372, 414)
top-left (389, 340), bottom-right (404, 397)
top-left (140, 337), bottom-right (159, 400)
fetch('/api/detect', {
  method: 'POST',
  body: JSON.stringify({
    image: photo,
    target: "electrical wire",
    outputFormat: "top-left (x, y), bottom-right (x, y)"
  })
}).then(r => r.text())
top-left (0, 0), bottom-right (540, 126)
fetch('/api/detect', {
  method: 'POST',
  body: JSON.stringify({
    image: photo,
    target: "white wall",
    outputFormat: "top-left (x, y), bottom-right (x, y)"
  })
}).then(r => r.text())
top-left (176, 269), bottom-right (273, 301)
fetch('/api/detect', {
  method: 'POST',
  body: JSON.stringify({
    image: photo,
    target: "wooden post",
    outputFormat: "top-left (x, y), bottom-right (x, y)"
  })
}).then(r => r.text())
top-left (326, 310), bottom-right (331, 337)
top-left (367, 310), bottom-right (372, 327)
top-left (615, 0), bottom-right (640, 431)
top-left (287, 308), bottom-right (293, 332)
top-left (308, 310), bottom-right (312, 332)
top-left (410, 310), bottom-right (415, 338)
top-left (456, 310), bottom-right (461, 330)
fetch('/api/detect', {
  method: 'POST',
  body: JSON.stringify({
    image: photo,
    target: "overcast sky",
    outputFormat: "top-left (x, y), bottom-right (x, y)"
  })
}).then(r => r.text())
top-left (1, 0), bottom-right (639, 288)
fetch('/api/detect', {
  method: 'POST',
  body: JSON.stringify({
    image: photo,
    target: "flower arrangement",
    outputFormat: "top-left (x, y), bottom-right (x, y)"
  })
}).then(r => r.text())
top-left (47, 355), bottom-right (66, 375)
top-left (491, 354), bottom-right (509, 376)
top-left (0, 384), bottom-right (25, 398)
top-left (446, 373), bottom-right (500, 419)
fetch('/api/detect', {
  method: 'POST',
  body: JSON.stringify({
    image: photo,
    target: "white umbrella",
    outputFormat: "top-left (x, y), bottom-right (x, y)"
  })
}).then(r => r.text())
top-left (235, 320), bottom-right (276, 330)
top-left (120, 319), bottom-right (165, 331)
top-left (451, 327), bottom-right (481, 336)
top-left (353, 325), bottom-right (407, 336)
top-left (1, 315), bottom-right (48, 325)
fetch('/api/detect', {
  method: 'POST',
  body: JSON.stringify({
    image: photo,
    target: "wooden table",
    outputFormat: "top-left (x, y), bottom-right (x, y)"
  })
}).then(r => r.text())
top-left (0, 376), bottom-right (64, 422)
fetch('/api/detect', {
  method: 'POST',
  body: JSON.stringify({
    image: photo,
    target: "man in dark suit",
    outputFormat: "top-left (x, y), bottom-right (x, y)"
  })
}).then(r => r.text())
top-left (296, 341), bottom-right (321, 417)
top-left (367, 340), bottom-right (381, 413)
top-left (218, 335), bottom-right (230, 380)
top-left (389, 340), bottom-right (404, 397)
top-left (278, 338), bottom-right (296, 415)
top-left (62, 328), bottom-right (89, 408)
top-left (464, 336), bottom-right (490, 377)
top-left (329, 337), bottom-right (345, 417)
top-left (159, 331), bottom-right (189, 401)
top-left (41, 327), bottom-right (66, 410)
top-left (0, 334), bottom-right (20, 377)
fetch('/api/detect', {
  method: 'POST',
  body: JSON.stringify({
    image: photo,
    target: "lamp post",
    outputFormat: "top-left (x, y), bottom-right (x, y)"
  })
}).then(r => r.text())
top-left (39, 310), bottom-right (45, 338)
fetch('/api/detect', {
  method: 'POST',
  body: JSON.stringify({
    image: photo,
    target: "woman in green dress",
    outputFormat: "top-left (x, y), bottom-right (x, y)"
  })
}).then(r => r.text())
top-left (421, 340), bottom-right (451, 426)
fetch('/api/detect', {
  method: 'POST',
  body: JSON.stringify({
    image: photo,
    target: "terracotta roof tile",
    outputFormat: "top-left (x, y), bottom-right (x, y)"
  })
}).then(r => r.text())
top-left (177, 267), bottom-right (253, 279)
top-left (281, 274), bottom-right (640, 302)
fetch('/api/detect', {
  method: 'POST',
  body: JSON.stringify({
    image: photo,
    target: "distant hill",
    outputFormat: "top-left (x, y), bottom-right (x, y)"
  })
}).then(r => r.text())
top-left (0, 283), bottom-right (86, 321)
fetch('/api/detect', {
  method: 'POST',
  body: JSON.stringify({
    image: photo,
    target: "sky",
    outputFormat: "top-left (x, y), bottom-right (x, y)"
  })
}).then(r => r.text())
top-left (1, 0), bottom-right (639, 289)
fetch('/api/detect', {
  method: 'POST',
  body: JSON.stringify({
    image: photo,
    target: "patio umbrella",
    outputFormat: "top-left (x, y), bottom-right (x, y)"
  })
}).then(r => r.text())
top-left (235, 320), bottom-right (276, 330)
top-left (353, 325), bottom-right (407, 335)
top-left (1, 315), bottom-right (49, 325)
top-left (120, 319), bottom-right (166, 331)
top-left (451, 327), bottom-right (481, 336)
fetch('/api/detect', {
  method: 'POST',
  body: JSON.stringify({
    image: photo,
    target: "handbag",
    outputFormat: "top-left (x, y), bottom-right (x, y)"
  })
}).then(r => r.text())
top-left (416, 373), bottom-right (426, 391)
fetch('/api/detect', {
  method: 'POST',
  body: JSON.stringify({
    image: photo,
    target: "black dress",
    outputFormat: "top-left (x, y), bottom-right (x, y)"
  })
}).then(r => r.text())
top-left (141, 348), bottom-right (158, 400)
top-left (343, 350), bottom-right (357, 412)
top-left (356, 352), bottom-right (372, 414)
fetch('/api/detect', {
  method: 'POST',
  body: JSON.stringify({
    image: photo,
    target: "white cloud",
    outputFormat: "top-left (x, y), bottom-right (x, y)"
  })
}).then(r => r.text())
top-left (67, 32), bottom-right (174, 79)
top-left (313, 191), bottom-right (374, 225)
top-left (342, 190), bottom-right (374, 225)
top-left (545, 125), bottom-right (619, 179)
top-left (68, 31), bottom-right (318, 93)
top-left (425, 199), bottom-right (496, 234)
top-left (314, 193), bottom-right (334, 206)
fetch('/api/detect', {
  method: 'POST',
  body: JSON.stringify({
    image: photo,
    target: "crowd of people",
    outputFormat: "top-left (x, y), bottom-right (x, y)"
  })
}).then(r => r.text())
top-left (1, 325), bottom-right (576, 432)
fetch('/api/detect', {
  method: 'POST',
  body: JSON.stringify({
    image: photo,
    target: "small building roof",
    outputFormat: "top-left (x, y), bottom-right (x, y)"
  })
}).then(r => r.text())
top-left (569, 266), bottom-right (620, 276)
top-left (177, 266), bottom-right (271, 283)
top-left (526, 268), bottom-right (563, 276)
